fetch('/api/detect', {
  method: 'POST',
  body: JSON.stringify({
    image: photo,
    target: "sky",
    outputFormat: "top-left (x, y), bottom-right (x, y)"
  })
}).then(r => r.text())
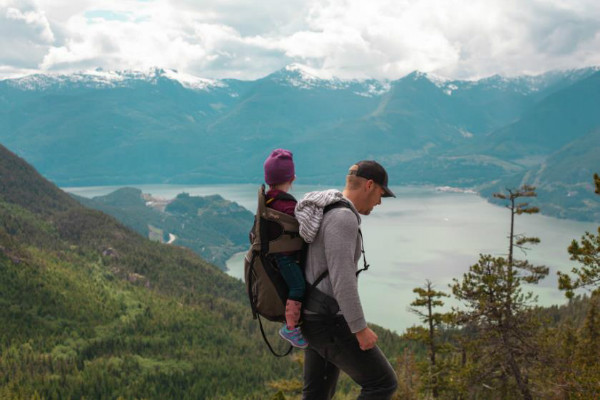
top-left (2, 0), bottom-right (600, 81)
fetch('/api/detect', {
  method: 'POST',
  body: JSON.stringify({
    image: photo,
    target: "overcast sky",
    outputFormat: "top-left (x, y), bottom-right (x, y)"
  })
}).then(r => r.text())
top-left (2, 0), bottom-right (600, 80)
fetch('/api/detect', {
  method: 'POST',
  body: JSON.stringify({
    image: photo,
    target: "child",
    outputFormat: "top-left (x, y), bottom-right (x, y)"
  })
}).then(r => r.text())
top-left (263, 149), bottom-right (308, 349)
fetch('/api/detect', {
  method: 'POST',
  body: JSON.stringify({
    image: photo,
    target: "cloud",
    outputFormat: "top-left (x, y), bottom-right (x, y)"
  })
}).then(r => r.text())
top-left (281, 0), bottom-right (465, 79)
top-left (284, 0), bottom-right (600, 79)
top-left (171, 0), bottom-right (311, 37)
top-left (3, 0), bottom-right (600, 80)
top-left (37, 2), bottom-right (293, 79)
top-left (0, 0), bottom-right (55, 68)
top-left (30, 0), bottom-right (300, 78)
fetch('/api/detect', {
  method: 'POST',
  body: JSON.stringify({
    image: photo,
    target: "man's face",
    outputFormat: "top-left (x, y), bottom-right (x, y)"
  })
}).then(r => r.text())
top-left (360, 181), bottom-right (385, 215)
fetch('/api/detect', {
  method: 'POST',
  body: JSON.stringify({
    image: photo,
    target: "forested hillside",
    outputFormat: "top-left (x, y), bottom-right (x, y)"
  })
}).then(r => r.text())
top-left (74, 188), bottom-right (253, 268)
top-left (1, 142), bottom-right (599, 399)
top-left (0, 143), bottom-right (409, 399)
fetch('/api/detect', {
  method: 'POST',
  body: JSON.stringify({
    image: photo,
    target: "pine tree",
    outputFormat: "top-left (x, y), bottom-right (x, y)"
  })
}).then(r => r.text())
top-left (452, 185), bottom-right (549, 400)
top-left (558, 173), bottom-right (600, 298)
top-left (409, 280), bottom-right (449, 398)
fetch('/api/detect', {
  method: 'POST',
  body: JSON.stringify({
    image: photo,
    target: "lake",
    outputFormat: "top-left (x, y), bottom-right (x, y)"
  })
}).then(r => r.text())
top-left (65, 183), bottom-right (598, 334)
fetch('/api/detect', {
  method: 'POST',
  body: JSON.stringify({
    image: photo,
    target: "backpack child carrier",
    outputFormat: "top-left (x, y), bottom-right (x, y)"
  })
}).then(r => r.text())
top-left (244, 185), bottom-right (305, 356)
top-left (244, 185), bottom-right (304, 322)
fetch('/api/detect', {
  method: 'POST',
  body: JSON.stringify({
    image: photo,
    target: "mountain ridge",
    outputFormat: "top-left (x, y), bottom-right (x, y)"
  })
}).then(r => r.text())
top-left (1, 64), bottom-right (598, 221)
top-left (6, 64), bottom-right (598, 95)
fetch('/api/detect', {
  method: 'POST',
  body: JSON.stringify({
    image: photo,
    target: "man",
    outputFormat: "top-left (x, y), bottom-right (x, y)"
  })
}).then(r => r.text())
top-left (295, 160), bottom-right (398, 400)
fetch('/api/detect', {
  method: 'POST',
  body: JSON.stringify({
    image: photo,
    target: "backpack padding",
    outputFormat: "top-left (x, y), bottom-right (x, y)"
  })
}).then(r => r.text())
top-left (258, 253), bottom-right (289, 321)
top-left (244, 249), bottom-right (288, 322)
top-left (254, 185), bottom-right (305, 255)
top-left (244, 237), bottom-right (294, 357)
top-left (261, 212), bottom-right (304, 254)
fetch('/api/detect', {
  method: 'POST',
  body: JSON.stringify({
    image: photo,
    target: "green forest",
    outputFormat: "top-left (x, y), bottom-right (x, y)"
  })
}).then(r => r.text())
top-left (74, 188), bottom-right (253, 269)
top-left (1, 143), bottom-right (599, 399)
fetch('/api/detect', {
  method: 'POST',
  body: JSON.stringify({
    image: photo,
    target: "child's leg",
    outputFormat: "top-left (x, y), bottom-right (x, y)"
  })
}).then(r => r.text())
top-left (275, 254), bottom-right (306, 329)
top-left (285, 299), bottom-right (302, 330)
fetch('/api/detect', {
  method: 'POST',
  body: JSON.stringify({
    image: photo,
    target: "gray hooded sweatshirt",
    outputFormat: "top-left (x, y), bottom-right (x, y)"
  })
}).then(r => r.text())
top-left (295, 190), bottom-right (366, 333)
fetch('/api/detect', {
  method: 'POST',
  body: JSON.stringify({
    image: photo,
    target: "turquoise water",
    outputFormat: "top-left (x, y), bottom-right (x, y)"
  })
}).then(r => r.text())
top-left (66, 184), bottom-right (598, 334)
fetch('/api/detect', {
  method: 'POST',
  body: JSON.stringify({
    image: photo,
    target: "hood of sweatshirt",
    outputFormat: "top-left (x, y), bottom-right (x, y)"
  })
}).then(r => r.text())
top-left (295, 189), bottom-right (360, 243)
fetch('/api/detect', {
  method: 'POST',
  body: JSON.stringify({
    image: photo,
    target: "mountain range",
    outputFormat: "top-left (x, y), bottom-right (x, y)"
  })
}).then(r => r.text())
top-left (1, 64), bottom-right (599, 221)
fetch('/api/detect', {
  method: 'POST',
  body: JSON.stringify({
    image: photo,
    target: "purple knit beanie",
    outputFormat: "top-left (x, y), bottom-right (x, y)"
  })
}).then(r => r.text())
top-left (264, 149), bottom-right (295, 185)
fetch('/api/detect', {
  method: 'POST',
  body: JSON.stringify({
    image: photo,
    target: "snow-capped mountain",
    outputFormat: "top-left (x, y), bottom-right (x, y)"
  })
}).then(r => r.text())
top-left (6, 63), bottom-right (596, 99)
top-left (4, 67), bottom-right (228, 92)
top-left (430, 67), bottom-right (600, 97)
top-left (1, 64), bottom-right (599, 221)
top-left (266, 63), bottom-right (391, 97)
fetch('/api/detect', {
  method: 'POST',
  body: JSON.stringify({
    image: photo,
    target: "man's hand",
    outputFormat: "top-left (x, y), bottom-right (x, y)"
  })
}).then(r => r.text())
top-left (355, 326), bottom-right (378, 351)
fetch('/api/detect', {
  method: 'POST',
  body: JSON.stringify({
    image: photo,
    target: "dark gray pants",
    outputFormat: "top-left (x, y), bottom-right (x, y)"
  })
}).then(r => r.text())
top-left (302, 315), bottom-right (398, 400)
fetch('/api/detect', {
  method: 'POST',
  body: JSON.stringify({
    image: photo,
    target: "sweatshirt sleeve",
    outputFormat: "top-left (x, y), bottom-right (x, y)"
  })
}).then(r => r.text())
top-left (322, 210), bottom-right (366, 333)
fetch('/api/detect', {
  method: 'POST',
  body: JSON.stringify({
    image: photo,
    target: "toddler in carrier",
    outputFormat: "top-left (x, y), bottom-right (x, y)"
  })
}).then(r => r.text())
top-left (263, 149), bottom-right (308, 349)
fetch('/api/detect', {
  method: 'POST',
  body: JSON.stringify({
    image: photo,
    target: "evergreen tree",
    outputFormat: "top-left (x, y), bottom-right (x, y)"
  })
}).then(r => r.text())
top-left (409, 280), bottom-right (449, 398)
top-left (558, 173), bottom-right (600, 298)
top-left (451, 185), bottom-right (549, 400)
top-left (552, 173), bottom-right (600, 398)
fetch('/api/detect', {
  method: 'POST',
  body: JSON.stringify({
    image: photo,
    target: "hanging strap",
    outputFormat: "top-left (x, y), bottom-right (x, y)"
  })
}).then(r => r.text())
top-left (257, 314), bottom-right (293, 358)
top-left (356, 229), bottom-right (370, 276)
top-left (247, 250), bottom-right (293, 357)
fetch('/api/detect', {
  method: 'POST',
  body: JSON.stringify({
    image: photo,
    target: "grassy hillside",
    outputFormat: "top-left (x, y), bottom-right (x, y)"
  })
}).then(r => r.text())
top-left (0, 143), bottom-right (409, 399)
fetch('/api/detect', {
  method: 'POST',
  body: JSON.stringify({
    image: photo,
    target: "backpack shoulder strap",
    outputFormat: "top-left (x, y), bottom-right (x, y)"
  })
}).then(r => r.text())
top-left (266, 191), bottom-right (296, 203)
top-left (321, 200), bottom-right (370, 276)
top-left (303, 200), bottom-right (370, 315)
top-left (323, 200), bottom-right (351, 215)
top-left (306, 200), bottom-right (353, 283)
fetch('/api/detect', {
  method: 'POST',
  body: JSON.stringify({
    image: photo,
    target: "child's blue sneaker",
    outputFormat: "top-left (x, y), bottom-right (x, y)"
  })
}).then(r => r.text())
top-left (279, 326), bottom-right (308, 349)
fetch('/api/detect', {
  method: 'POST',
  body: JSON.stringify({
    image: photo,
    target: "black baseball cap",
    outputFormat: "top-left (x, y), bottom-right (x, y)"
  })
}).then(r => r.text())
top-left (348, 160), bottom-right (396, 198)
